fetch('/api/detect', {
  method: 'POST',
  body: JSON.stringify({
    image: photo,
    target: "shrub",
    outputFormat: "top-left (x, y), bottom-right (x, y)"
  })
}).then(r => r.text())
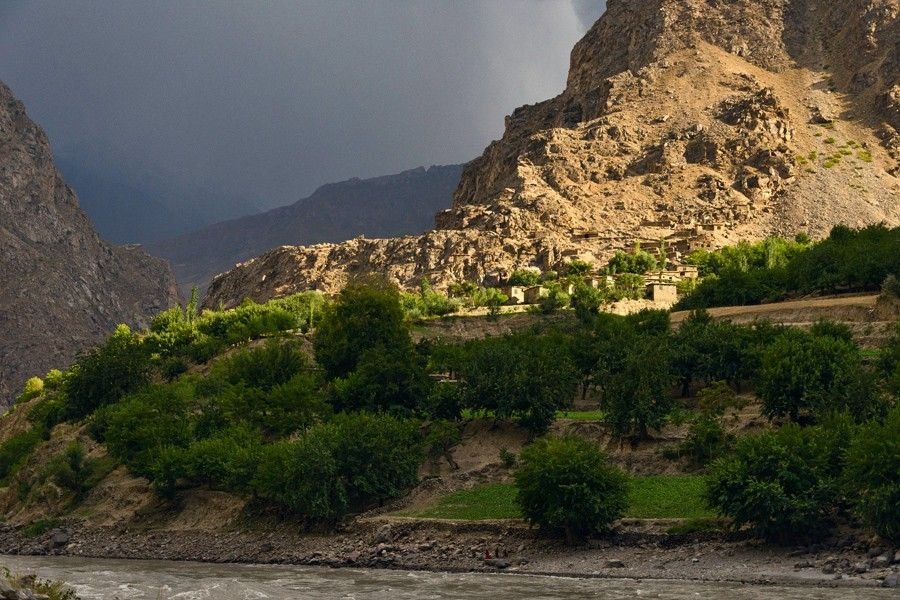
top-left (44, 441), bottom-right (117, 501)
top-left (0, 428), bottom-right (42, 482)
top-left (680, 415), bottom-right (733, 467)
top-left (515, 436), bottom-right (628, 544)
top-left (16, 377), bottom-right (44, 404)
top-left (253, 413), bottom-right (422, 520)
top-left (425, 420), bottom-right (461, 469)
top-left (212, 340), bottom-right (308, 391)
top-left (883, 274), bottom-right (900, 298)
top-left (423, 382), bottom-right (463, 420)
top-left (183, 424), bottom-right (262, 491)
top-left (602, 333), bottom-right (674, 438)
top-left (843, 408), bottom-right (900, 542)
top-left (608, 248), bottom-right (657, 275)
top-left (94, 380), bottom-right (195, 478)
top-left (254, 432), bottom-right (346, 521)
top-left (705, 420), bottom-right (852, 542)
top-left (64, 324), bottom-right (151, 420)
top-left (564, 260), bottom-right (593, 277)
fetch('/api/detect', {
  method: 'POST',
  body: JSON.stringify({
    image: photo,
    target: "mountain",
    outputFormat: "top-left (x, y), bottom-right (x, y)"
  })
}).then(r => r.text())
top-left (0, 82), bottom-right (179, 408)
top-left (147, 165), bottom-right (464, 296)
top-left (205, 0), bottom-right (900, 309)
top-left (55, 158), bottom-right (264, 245)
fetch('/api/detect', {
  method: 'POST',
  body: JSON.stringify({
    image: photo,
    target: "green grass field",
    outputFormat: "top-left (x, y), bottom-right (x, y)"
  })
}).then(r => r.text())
top-left (400, 475), bottom-right (715, 521)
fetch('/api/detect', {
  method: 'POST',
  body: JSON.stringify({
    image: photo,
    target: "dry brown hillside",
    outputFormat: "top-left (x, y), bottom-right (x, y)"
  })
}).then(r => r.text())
top-left (205, 0), bottom-right (900, 309)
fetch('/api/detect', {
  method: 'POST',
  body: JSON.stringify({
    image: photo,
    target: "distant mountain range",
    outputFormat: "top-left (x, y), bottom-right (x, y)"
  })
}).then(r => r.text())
top-left (147, 164), bottom-right (464, 296)
top-left (56, 158), bottom-right (265, 244)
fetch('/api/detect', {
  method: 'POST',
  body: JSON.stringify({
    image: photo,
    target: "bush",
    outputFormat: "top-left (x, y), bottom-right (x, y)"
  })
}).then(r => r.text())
top-left (680, 415), bottom-right (733, 467)
top-left (16, 377), bottom-right (44, 404)
top-left (425, 420), bottom-right (461, 469)
top-left (64, 324), bottom-right (151, 420)
top-left (212, 340), bottom-right (308, 391)
top-left (44, 441), bottom-right (117, 501)
top-left (515, 436), bottom-right (628, 543)
top-left (602, 333), bottom-right (674, 438)
top-left (843, 408), bottom-right (900, 542)
top-left (423, 382), bottom-right (463, 420)
top-left (705, 420), bottom-right (852, 542)
top-left (183, 425), bottom-right (262, 491)
top-left (253, 413), bottom-right (422, 520)
top-left (883, 274), bottom-right (900, 298)
top-left (0, 428), bottom-right (42, 482)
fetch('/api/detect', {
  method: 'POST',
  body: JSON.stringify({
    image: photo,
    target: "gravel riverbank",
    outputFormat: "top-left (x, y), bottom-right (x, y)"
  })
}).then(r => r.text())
top-left (1, 519), bottom-right (898, 589)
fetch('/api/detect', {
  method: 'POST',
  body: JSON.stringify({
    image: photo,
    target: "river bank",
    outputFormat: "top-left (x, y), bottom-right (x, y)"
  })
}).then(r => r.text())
top-left (1, 518), bottom-right (898, 589)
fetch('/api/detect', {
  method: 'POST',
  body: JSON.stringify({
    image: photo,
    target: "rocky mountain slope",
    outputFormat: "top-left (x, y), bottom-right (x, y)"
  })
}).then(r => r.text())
top-left (205, 0), bottom-right (900, 309)
top-left (148, 165), bottom-right (463, 297)
top-left (0, 82), bottom-right (178, 408)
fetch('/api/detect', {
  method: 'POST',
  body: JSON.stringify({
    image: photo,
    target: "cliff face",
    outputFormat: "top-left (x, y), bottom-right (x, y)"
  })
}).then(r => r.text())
top-left (205, 0), bottom-right (900, 309)
top-left (149, 165), bottom-right (463, 298)
top-left (0, 82), bottom-right (178, 408)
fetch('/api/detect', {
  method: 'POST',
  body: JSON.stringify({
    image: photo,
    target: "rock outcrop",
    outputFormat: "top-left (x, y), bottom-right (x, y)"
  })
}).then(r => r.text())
top-left (149, 165), bottom-right (463, 298)
top-left (205, 0), bottom-right (900, 309)
top-left (0, 82), bottom-right (178, 408)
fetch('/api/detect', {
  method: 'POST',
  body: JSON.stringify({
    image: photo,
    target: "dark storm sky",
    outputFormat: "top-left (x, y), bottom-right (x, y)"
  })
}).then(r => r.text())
top-left (0, 1), bottom-right (605, 216)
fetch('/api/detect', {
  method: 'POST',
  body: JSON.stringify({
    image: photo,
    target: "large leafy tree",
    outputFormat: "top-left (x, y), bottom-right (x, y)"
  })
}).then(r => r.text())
top-left (313, 278), bottom-right (412, 380)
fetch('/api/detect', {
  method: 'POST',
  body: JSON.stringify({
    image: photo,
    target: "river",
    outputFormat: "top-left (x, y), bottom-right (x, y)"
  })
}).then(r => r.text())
top-left (0, 555), bottom-right (894, 599)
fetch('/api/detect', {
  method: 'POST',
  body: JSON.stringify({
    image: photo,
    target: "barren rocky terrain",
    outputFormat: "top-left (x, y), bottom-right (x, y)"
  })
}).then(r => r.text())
top-left (205, 0), bottom-right (900, 309)
top-left (0, 82), bottom-right (179, 408)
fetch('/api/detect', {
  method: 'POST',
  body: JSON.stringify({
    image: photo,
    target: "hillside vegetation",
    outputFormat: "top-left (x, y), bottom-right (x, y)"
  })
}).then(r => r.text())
top-left (1, 233), bottom-right (899, 544)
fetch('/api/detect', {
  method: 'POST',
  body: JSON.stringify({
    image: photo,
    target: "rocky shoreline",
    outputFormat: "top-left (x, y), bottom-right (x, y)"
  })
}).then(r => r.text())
top-left (1, 519), bottom-right (898, 589)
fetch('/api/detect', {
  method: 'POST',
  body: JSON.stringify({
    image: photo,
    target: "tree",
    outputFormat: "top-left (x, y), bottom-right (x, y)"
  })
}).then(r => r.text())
top-left (757, 330), bottom-right (876, 422)
top-left (508, 269), bottom-right (541, 286)
top-left (456, 333), bottom-right (579, 433)
top-left (64, 324), bottom-right (151, 420)
top-left (602, 333), bottom-right (674, 438)
top-left (515, 436), bottom-right (628, 544)
top-left (843, 407), bottom-right (900, 543)
top-left (329, 344), bottom-right (432, 414)
top-left (313, 278), bottom-right (412, 380)
top-left (706, 420), bottom-right (853, 543)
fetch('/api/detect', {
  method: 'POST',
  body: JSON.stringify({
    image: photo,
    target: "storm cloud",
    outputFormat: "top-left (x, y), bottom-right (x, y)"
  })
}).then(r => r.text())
top-left (0, 1), bottom-right (605, 238)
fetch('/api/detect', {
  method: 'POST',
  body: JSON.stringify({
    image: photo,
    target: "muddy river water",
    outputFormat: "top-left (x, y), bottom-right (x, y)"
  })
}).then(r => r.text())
top-left (1, 554), bottom-right (895, 599)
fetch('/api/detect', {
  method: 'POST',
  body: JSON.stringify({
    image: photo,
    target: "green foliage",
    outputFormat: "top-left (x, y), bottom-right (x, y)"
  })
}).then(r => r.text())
top-left (672, 311), bottom-right (754, 395)
top-left (44, 441), bottom-right (117, 501)
top-left (499, 447), bottom-right (518, 468)
top-left (608, 247), bottom-right (657, 275)
top-left (313, 278), bottom-right (411, 380)
top-left (508, 269), bottom-right (541, 287)
top-left (182, 424), bottom-right (262, 491)
top-left (594, 316), bottom-right (675, 438)
top-left (613, 273), bottom-right (645, 299)
top-left (254, 413), bottom-right (422, 520)
top-left (757, 329), bottom-right (876, 422)
top-left (843, 408), bottom-right (900, 542)
top-left (22, 518), bottom-right (61, 538)
top-left (64, 325), bottom-right (151, 420)
top-left (211, 340), bottom-right (308, 391)
top-left (533, 285), bottom-right (569, 315)
top-left (514, 436), bottom-right (628, 543)
top-left (473, 287), bottom-right (509, 318)
top-left (679, 226), bottom-right (900, 309)
top-left (16, 377), bottom-right (44, 404)
top-left (425, 420), bottom-right (461, 465)
top-left (681, 414), bottom-right (733, 467)
top-left (0, 428), bottom-right (42, 483)
top-left (564, 260), bottom-right (593, 277)
top-left (454, 333), bottom-right (580, 433)
top-left (570, 282), bottom-right (609, 323)
top-left (330, 345), bottom-right (431, 414)
top-left (705, 419), bottom-right (853, 542)
top-left (92, 379), bottom-right (195, 478)
top-left (883, 274), bottom-right (900, 298)
top-left (400, 280), bottom-right (460, 320)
